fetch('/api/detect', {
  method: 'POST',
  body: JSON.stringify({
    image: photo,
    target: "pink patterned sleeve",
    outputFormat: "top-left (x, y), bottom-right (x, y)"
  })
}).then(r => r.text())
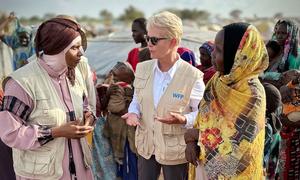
top-left (0, 78), bottom-right (52, 150)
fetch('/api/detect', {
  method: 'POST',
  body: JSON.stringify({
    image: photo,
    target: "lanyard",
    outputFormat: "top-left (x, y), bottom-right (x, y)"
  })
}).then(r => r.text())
top-left (59, 79), bottom-right (77, 179)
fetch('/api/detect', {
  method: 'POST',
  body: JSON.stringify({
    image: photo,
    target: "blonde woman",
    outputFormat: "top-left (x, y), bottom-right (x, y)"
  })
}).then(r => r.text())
top-left (122, 11), bottom-right (205, 180)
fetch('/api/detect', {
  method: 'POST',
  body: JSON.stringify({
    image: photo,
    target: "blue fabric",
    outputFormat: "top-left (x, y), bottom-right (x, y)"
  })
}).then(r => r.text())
top-left (117, 140), bottom-right (138, 180)
top-left (264, 123), bottom-right (273, 167)
top-left (122, 140), bottom-right (138, 180)
top-left (2, 35), bottom-right (35, 70)
top-left (263, 115), bottom-right (281, 179)
top-left (200, 41), bottom-right (214, 57)
top-left (180, 51), bottom-right (196, 66)
top-left (91, 116), bottom-right (117, 180)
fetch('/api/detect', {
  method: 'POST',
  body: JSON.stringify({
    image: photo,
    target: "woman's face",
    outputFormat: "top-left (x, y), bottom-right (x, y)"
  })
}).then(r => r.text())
top-left (131, 22), bottom-right (146, 44)
top-left (18, 32), bottom-right (30, 47)
top-left (147, 26), bottom-right (172, 60)
top-left (274, 23), bottom-right (288, 46)
top-left (199, 48), bottom-right (212, 67)
top-left (65, 41), bottom-right (83, 68)
top-left (212, 30), bottom-right (225, 75)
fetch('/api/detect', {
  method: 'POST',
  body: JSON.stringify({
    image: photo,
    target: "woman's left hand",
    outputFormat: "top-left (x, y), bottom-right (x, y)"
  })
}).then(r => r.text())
top-left (184, 128), bottom-right (200, 166)
top-left (83, 111), bottom-right (95, 126)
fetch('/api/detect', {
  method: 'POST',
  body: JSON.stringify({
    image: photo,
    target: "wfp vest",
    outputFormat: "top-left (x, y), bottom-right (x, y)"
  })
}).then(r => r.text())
top-left (8, 61), bottom-right (92, 179)
top-left (134, 59), bottom-right (202, 165)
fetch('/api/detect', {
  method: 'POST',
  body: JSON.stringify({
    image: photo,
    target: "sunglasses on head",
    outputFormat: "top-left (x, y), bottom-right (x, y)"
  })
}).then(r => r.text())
top-left (144, 35), bottom-right (168, 46)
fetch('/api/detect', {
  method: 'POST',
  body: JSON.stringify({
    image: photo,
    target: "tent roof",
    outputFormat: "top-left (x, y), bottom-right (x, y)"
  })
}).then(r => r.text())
top-left (85, 29), bottom-right (216, 79)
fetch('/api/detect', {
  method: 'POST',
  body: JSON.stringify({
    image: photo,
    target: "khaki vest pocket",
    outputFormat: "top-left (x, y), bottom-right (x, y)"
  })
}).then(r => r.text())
top-left (34, 96), bottom-right (65, 126)
top-left (134, 77), bottom-right (147, 107)
top-left (135, 127), bottom-right (148, 154)
top-left (134, 77), bottom-right (147, 89)
top-left (34, 95), bottom-right (56, 126)
top-left (36, 98), bottom-right (49, 109)
top-left (35, 108), bottom-right (60, 126)
top-left (163, 135), bottom-right (186, 160)
top-left (19, 151), bottom-right (55, 176)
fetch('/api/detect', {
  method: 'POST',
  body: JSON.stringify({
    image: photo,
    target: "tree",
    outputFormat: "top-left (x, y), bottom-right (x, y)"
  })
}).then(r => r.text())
top-left (163, 8), bottom-right (182, 18)
top-left (273, 12), bottom-right (283, 19)
top-left (181, 9), bottom-right (209, 21)
top-left (29, 15), bottom-right (41, 22)
top-left (43, 13), bottom-right (56, 20)
top-left (118, 5), bottom-right (144, 23)
top-left (79, 15), bottom-right (90, 22)
top-left (230, 9), bottom-right (242, 19)
top-left (160, 8), bottom-right (209, 21)
top-left (99, 9), bottom-right (113, 26)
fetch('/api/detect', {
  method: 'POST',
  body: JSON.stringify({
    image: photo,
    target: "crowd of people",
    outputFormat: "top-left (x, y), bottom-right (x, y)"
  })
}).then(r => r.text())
top-left (0, 10), bottom-right (299, 180)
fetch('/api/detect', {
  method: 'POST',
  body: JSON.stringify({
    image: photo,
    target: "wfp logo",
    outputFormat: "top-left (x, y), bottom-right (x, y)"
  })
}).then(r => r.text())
top-left (173, 93), bottom-right (184, 100)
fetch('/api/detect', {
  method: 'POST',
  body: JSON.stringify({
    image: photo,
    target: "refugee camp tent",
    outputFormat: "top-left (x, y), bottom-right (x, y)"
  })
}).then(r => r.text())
top-left (85, 28), bottom-right (216, 80)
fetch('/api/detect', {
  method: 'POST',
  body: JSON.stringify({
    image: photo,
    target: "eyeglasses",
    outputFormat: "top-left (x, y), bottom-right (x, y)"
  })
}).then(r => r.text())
top-left (144, 35), bottom-right (168, 46)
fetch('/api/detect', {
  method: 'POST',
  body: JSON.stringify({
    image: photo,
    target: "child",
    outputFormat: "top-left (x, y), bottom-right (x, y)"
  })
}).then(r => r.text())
top-left (266, 40), bottom-right (281, 71)
top-left (103, 62), bottom-right (137, 180)
top-left (196, 41), bottom-right (216, 84)
top-left (263, 83), bottom-right (282, 179)
top-left (127, 17), bottom-right (148, 71)
top-left (278, 75), bottom-right (300, 179)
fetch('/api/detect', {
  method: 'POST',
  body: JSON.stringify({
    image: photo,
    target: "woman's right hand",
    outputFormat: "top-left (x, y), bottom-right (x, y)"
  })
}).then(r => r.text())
top-left (51, 120), bottom-right (94, 139)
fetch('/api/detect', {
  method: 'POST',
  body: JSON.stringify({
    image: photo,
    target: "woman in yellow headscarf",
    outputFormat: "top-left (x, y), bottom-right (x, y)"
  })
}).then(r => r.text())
top-left (184, 22), bottom-right (269, 179)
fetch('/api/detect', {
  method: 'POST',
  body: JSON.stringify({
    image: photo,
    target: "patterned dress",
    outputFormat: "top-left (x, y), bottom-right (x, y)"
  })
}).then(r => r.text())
top-left (279, 81), bottom-right (300, 179)
top-left (190, 25), bottom-right (269, 179)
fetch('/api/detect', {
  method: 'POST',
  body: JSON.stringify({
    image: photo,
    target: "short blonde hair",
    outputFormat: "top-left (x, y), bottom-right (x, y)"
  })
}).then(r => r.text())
top-left (147, 11), bottom-right (183, 44)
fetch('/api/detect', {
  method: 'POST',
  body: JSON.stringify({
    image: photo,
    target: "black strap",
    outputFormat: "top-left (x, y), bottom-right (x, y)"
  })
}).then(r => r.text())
top-left (58, 79), bottom-right (77, 179)
top-left (68, 139), bottom-right (77, 178)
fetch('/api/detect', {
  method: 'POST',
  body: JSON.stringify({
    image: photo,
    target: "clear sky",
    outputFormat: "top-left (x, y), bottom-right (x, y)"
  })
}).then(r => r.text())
top-left (0, 0), bottom-right (299, 18)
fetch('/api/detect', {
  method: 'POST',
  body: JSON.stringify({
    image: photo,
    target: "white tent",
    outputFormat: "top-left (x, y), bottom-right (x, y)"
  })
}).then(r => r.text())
top-left (85, 28), bottom-right (216, 79)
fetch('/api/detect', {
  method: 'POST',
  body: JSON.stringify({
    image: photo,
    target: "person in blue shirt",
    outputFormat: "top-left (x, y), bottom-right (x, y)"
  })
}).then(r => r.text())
top-left (0, 12), bottom-right (35, 70)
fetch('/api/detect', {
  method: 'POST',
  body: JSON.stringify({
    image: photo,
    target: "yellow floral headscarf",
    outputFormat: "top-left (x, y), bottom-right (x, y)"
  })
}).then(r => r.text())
top-left (190, 25), bottom-right (269, 179)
